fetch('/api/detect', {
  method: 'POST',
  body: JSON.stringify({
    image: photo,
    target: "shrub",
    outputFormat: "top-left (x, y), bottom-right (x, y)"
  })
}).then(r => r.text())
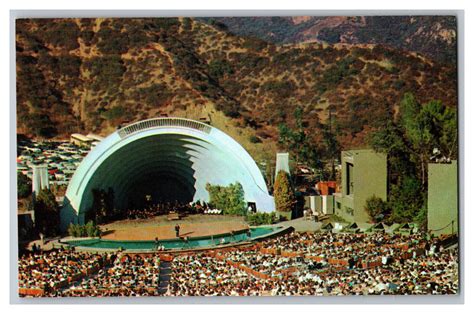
top-left (67, 223), bottom-right (82, 237)
top-left (58, 55), bottom-right (82, 78)
top-left (84, 55), bottom-right (126, 91)
top-left (317, 56), bottom-right (361, 93)
top-left (41, 20), bottom-right (80, 51)
top-left (208, 59), bottom-right (233, 79)
top-left (207, 18), bottom-right (229, 32)
top-left (81, 29), bottom-right (95, 45)
top-left (96, 27), bottom-right (130, 54)
top-left (393, 79), bottom-right (406, 90)
top-left (182, 17), bottom-right (192, 31)
top-left (102, 105), bottom-right (126, 121)
top-left (67, 221), bottom-right (101, 238)
top-left (84, 221), bottom-right (102, 237)
top-left (245, 212), bottom-right (277, 226)
top-left (249, 135), bottom-right (262, 143)
top-left (147, 18), bottom-right (180, 31)
top-left (364, 195), bottom-right (389, 222)
top-left (139, 83), bottom-right (172, 107)
top-left (242, 36), bottom-right (268, 51)
top-left (261, 80), bottom-right (295, 99)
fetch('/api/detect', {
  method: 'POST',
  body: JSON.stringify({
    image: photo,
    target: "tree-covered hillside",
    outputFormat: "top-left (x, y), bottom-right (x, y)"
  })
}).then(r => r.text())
top-left (16, 18), bottom-right (457, 166)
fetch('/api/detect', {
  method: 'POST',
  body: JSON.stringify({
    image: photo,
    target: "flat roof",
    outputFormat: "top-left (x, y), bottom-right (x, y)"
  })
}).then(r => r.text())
top-left (70, 133), bottom-right (93, 142)
top-left (86, 133), bottom-right (104, 141)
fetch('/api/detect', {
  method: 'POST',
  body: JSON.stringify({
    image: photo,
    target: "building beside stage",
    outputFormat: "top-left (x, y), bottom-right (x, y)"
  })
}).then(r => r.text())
top-left (305, 182), bottom-right (337, 215)
top-left (334, 149), bottom-right (388, 223)
top-left (427, 161), bottom-right (458, 236)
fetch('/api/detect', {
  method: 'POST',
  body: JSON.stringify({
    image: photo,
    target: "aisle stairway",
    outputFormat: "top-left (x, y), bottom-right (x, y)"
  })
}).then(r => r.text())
top-left (157, 260), bottom-right (172, 295)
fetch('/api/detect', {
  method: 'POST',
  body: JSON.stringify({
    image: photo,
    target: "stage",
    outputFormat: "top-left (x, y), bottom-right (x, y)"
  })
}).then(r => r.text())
top-left (99, 214), bottom-right (249, 241)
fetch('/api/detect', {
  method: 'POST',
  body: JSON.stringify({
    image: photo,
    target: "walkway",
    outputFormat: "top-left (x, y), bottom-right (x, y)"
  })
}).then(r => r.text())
top-left (157, 260), bottom-right (172, 295)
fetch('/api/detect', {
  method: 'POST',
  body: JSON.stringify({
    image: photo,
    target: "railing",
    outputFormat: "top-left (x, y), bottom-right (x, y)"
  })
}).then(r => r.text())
top-left (117, 118), bottom-right (212, 139)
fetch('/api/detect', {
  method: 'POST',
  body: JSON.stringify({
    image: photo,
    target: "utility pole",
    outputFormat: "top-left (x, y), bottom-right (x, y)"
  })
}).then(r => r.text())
top-left (328, 108), bottom-right (335, 181)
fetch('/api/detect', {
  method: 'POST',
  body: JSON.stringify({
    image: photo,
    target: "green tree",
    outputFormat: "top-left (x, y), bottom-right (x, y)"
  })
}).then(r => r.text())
top-left (399, 93), bottom-right (431, 187)
top-left (418, 100), bottom-right (457, 159)
top-left (278, 106), bottom-right (323, 172)
top-left (321, 123), bottom-right (341, 180)
top-left (35, 188), bottom-right (59, 236)
top-left (273, 170), bottom-right (295, 213)
top-left (389, 176), bottom-right (426, 224)
top-left (370, 120), bottom-right (407, 156)
top-left (17, 172), bottom-right (31, 199)
top-left (206, 182), bottom-right (247, 215)
top-left (398, 94), bottom-right (457, 188)
top-left (369, 92), bottom-right (455, 225)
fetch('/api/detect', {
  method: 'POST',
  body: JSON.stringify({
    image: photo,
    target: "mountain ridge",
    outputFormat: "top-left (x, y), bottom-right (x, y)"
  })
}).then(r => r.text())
top-left (199, 16), bottom-right (457, 65)
top-left (16, 17), bottom-right (457, 163)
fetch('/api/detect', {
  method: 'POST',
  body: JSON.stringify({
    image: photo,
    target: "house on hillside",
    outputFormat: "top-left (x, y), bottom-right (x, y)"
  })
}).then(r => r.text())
top-left (70, 133), bottom-right (93, 148)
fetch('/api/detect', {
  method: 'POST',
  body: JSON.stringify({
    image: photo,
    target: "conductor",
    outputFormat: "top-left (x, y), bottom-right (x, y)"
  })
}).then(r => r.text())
top-left (175, 224), bottom-right (180, 237)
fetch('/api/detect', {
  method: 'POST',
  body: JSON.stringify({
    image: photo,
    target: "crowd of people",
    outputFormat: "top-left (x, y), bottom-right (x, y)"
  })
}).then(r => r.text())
top-left (18, 248), bottom-right (114, 294)
top-left (19, 250), bottom-right (163, 297)
top-left (18, 231), bottom-right (458, 297)
top-left (164, 232), bottom-right (458, 296)
top-left (166, 254), bottom-right (270, 296)
top-left (60, 254), bottom-right (162, 297)
top-left (222, 250), bottom-right (324, 278)
top-left (287, 248), bottom-right (458, 296)
top-left (260, 231), bottom-right (436, 265)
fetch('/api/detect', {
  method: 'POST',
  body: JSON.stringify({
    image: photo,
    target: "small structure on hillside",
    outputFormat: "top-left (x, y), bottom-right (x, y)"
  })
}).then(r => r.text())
top-left (86, 133), bottom-right (104, 142)
top-left (70, 133), bottom-right (93, 147)
top-left (199, 115), bottom-right (211, 125)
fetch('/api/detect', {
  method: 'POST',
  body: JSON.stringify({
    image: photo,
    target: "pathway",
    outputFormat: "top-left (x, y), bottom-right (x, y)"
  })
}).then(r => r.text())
top-left (157, 260), bottom-right (172, 295)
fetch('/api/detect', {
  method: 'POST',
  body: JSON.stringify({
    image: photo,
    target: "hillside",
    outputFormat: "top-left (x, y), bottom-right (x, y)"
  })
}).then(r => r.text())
top-left (16, 18), bottom-right (457, 164)
top-left (199, 16), bottom-right (457, 65)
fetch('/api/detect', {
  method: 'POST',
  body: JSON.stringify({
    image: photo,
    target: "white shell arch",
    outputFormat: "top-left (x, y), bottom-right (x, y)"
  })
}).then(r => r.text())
top-left (61, 117), bottom-right (275, 229)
